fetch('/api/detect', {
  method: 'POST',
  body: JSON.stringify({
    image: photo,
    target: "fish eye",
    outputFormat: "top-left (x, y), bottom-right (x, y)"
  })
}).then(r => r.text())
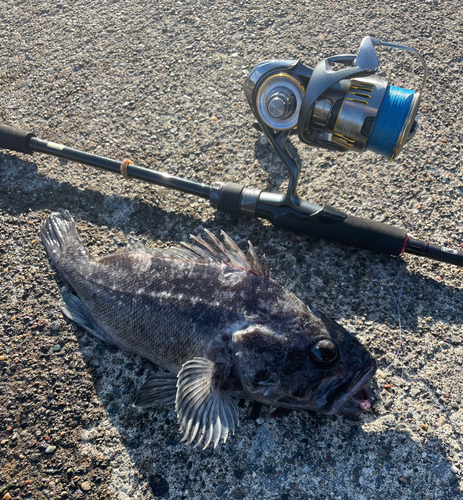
top-left (309, 340), bottom-right (339, 369)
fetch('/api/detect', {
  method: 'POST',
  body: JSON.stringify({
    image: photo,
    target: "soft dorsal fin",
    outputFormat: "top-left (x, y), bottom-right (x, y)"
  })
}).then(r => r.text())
top-left (175, 357), bottom-right (239, 450)
top-left (185, 230), bottom-right (269, 278)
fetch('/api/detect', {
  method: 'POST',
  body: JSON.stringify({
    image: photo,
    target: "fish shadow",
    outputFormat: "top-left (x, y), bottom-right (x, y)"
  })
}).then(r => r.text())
top-left (63, 324), bottom-right (463, 499)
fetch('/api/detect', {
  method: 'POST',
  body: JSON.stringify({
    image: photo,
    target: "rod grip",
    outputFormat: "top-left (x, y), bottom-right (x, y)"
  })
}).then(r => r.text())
top-left (0, 123), bottom-right (35, 154)
top-left (267, 211), bottom-right (407, 255)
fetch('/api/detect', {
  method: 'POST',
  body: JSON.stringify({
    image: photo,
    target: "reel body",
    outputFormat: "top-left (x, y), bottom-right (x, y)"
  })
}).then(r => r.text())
top-left (229, 36), bottom-right (437, 262)
top-left (245, 37), bottom-right (426, 162)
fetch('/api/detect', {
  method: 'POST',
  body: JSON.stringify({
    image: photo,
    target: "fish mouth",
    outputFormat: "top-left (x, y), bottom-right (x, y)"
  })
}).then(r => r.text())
top-left (317, 363), bottom-right (377, 415)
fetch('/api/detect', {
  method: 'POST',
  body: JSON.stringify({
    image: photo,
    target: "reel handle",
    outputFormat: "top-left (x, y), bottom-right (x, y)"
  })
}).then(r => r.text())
top-left (0, 123), bottom-right (35, 154)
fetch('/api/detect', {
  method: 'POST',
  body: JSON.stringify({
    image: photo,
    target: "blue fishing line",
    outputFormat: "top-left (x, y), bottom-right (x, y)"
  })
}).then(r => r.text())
top-left (367, 85), bottom-right (415, 158)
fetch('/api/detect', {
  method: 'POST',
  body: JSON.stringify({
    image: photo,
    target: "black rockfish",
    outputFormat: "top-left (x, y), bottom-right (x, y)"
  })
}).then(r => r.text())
top-left (41, 211), bottom-right (376, 449)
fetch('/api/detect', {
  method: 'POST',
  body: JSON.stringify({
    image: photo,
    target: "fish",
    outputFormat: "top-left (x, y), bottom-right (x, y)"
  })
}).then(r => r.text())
top-left (40, 210), bottom-right (377, 449)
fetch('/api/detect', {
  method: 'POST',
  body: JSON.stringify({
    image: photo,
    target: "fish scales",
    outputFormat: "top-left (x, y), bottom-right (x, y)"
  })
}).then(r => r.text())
top-left (41, 210), bottom-right (376, 449)
top-left (58, 247), bottom-right (251, 373)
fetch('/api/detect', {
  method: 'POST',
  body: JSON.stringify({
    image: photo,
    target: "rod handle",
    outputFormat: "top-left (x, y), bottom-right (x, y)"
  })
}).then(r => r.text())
top-left (262, 209), bottom-right (407, 256)
top-left (0, 123), bottom-right (36, 154)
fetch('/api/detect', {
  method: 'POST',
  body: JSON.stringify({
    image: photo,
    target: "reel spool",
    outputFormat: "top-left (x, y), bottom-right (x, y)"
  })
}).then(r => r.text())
top-left (306, 76), bottom-right (419, 159)
top-left (245, 37), bottom-right (427, 162)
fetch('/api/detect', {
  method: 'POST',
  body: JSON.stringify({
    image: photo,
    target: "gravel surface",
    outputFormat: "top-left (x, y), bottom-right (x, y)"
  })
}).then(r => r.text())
top-left (1, 1), bottom-right (463, 499)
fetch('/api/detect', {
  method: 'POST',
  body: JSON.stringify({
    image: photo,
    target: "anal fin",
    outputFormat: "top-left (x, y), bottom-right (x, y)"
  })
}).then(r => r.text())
top-left (59, 291), bottom-right (114, 345)
top-left (176, 357), bottom-right (238, 450)
top-left (134, 372), bottom-right (178, 407)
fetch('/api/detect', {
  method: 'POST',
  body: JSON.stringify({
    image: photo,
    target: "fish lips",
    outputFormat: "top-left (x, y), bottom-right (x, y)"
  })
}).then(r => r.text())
top-left (315, 359), bottom-right (377, 415)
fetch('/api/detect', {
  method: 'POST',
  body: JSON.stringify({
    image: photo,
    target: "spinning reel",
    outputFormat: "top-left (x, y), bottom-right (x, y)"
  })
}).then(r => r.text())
top-left (244, 36), bottom-right (426, 191)
top-left (1, 36), bottom-right (462, 267)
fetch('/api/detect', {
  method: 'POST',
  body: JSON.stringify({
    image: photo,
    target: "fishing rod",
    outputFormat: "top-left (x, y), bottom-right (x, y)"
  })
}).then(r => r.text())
top-left (1, 37), bottom-right (462, 267)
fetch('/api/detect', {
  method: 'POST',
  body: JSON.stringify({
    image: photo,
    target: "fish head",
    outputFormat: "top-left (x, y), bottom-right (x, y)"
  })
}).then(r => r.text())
top-left (232, 307), bottom-right (376, 415)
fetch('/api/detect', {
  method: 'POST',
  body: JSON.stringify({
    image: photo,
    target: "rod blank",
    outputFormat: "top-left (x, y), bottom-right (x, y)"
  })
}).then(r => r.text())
top-left (28, 137), bottom-right (212, 199)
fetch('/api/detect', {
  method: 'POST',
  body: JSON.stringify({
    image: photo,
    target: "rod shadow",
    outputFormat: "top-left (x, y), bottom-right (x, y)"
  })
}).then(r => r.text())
top-left (1, 151), bottom-right (462, 335)
top-left (2, 151), bottom-right (462, 498)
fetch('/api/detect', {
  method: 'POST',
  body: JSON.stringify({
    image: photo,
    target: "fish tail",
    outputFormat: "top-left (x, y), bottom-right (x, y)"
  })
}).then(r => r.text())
top-left (41, 210), bottom-right (87, 267)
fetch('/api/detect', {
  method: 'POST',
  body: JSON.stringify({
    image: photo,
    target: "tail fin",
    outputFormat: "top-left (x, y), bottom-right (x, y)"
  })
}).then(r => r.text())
top-left (41, 210), bottom-right (87, 267)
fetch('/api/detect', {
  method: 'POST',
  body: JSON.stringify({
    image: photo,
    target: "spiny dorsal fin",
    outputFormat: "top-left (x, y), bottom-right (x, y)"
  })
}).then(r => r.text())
top-left (99, 231), bottom-right (269, 278)
top-left (186, 230), bottom-right (269, 279)
top-left (175, 357), bottom-right (238, 450)
top-left (133, 372), bottom-right (178, 407)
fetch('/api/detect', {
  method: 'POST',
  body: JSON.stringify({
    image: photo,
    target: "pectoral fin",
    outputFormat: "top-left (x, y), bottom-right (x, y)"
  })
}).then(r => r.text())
top-left (134, 372), bottom-right (178, 407)
top-left (175, 357), bottom-right (238, 450)
top-left (59, 291), bottom-right (115, 345)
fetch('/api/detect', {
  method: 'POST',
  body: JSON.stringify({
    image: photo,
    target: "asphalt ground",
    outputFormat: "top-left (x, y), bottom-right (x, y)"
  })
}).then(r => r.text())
top-left (1, 1), bottom-right (463, 499)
